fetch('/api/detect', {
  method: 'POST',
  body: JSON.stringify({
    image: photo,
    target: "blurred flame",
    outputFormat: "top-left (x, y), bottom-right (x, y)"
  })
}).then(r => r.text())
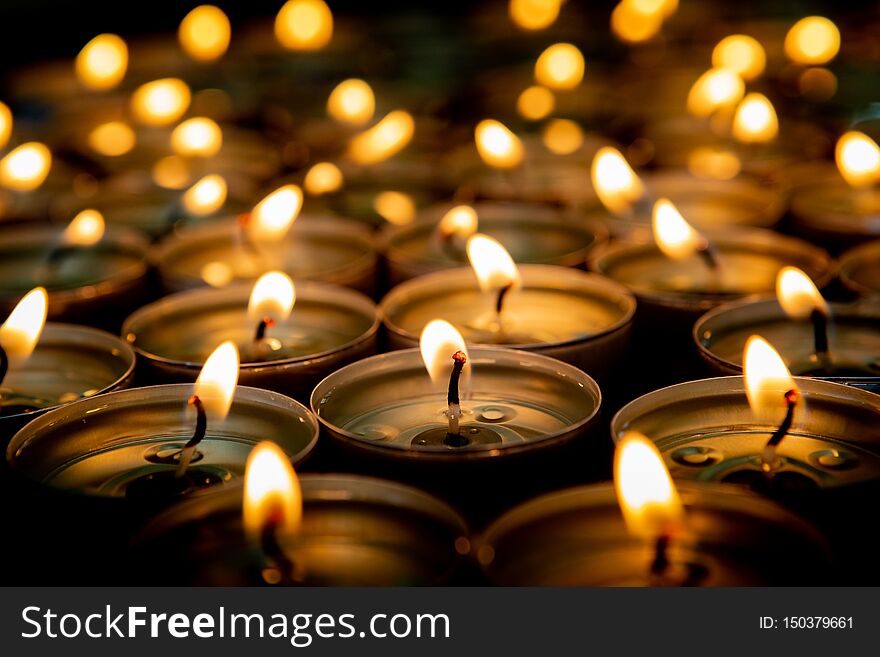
top-left (467, 234), bottom-right (521, 293)
top-left (614, 431), bottom-right (683, 540)
top-left (373, 191), bottom-right (415, 225)
top-left (0, 102), bottom-right (12, 150)
top-left (348, 111), bottom-right (414, 165)
top-left (200, 261), bottom-right (234, 288)
top-left (785, 17), bottom-right (840, 65)
top-left (248, 271), bottom-right (296, 323)
top-left (88, 121), bottom-right (136, 157)
top-left (0, 143), bottom-right (51, 192)
top-left (591, 147), bottom-right (645, 215)
top-left (534, 43), bottom-right (585, 91)
top-left (420, 319), bottom-right (470, 390)
top-left (304, 162), bottom-right (343, 195)
top-left (543, 119), bottom-right (583, 155)
top-left (610, 1), bottom-right (664, 43)
top-left (687, 68), bottom-right (744, 117)
top-left (194, 340), bottom-right (239, 420)
top-left (732, 93), bottom-right (778, 144)
top-left (63, 209), bottom-right (105, 246)
top-left (327, 79), bottom-right (375, 126)
top-left (0, 287), bottom-right (48, 359)
top-left (517, 86), bottom-right (555, 121)
top-left (171, 117), bottom-right (223, 157)
top-left (243, 441), bottom-right (302, 542)
top-left (687, 146), bottom-right (741, 181)
top-left (75, 34), bottom-right (128, 90)
top-left (835, 131), bottom-right (880, 188)
top-left (275, 0), bottom-right (333, 51)
top-left (712, 35), bottom-right (766, 81)
top-left (131, 79), bottom-right (191, 126)
top-left (652, 199), bottom-right (704, 260)
top-left (744, 335), bottom-right (797, 418)
top-left (438, 205), bottom-right (478, 240)
top-left (509, 0), bottom-right (561, 31)
top-left (776, 266), bottom-right (828, 320)
top-left (182, 174), bottom-right (227, 216)
top-left (475, 119), bottom-right (524, 169)
top-left (249, 185), bottom-right (303, 241)
top-left (179, 5), bottom-right (231, 62)
top-left (153, 155), bottom-right (192, 190)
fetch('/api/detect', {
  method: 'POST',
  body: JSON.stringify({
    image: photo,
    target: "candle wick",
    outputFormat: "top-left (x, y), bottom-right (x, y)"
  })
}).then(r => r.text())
top-left (260, 505), bottom-right (296, 586)
top-left (254, 316), bottom-right (276, 343)
top-left (810, 308), bottom-right (832, 372)
top-left (651, 534), bottom-right (670, 576)
top-left (697, 239), bottom-right (720, 271)
top-left (45, 244), bottom-right (83, 268)
top-left (175, 394), bottom-right (207, 479)
top-left (495, 282), bottom-right (513, 320)
top-left (761, 388), bottom-right (799, 472)
top-left (0, 343), bottom-right (8, 389)
top-left (236, 212), bottom-right (262, 256)
top-left (445, 350), bottom-right (467, 446)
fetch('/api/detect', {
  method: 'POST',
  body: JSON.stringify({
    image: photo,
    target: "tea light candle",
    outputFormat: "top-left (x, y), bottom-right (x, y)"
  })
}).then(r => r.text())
top-left (380, 201), bottom-right (608, 286)
top-left (122, 273), bottom-right (379, 401)
top-left (132, 446), bottom-right (469, 585)
top-left (839, 239), bottom-right (880, 297)
top-left (0, 213), bottom-right (150, 329)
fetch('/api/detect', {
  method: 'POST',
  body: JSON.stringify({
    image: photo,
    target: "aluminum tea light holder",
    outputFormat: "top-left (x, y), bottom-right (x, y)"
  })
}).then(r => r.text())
top-left (839, 239), bottom-right (880, 297)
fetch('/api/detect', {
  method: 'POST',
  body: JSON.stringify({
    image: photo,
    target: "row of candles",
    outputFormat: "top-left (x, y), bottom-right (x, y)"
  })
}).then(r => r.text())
top-left (1, 1), bottom-right (880, 585)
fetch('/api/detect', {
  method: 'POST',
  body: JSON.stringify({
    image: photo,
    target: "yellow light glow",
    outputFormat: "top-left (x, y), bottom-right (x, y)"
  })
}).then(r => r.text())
top-left (438, 205), bottom-right (478, 240)
top-left (467, 233), bottom-right (521, 294)
top-left (542, 118), bottom-right (584, 155)
top-left (179, 5), bottom-right (231, 62)
top-left (171, 117), bottom-right (223, 158)
top-left (88, 121), bottom-right (136, 157)
top-left (517, 86), bottom-right (555, 121)
top-left (712, 35), bottom-right (766, 81)
top-left (0, 287), bottom-right (48, 359)
top-left (627, 0), bottom-right (678, 17)
top-left (153, 155), bottom-right (192, 190)
top-left (63, 209), bottom-right (105, 246)
top-left (131, 79), bottom-right (191, 127)
top-left (652, 199), bottom-right (705, 260)
top-left (249, 185), bottom-right (303, 241)
top-left (194, 340), bottom-right (239, 420)
top-left (420, 319), bottom-right (470, 391)
top-left (614, 430), bottom-right (683, 540)
top-left (0, 143), bottom-right (51, 192)
top-left (248, 271), bottom-right (296, 323)
top-left (275, 0), bottom-right (333, 51)
top-left (591, 146), bottom-right (645, 215)
top-left (474, 119), bottom-right (524, 169)
top-left (327, 79), bottom-right (375, 127)
top-left (687, 68), bottom-right (744, 118)
top-left (75, 34), bottom-right (128, 91)
top-left (304, 162), bottom-right (343, 195)
top-left (785, 16), bottom-right (840, 65)
top-left (743, 335), bottom-right (797, 418)
top-left (610, 2), bottom-right (663, 44)
top-left (835, 131), bottom-right (880, 188)
top-left (732, 93), bottom-right (778, 144)
top-left (534, 43), bottom-right (585, 91)
top-left (348, 110), bottom-right (414, 166)
top-left (776, 266), bottom-right (828, 321)
top-left (201, 261), bottom-right (234, 288)
top-left (509, 0), bottom-right (561, 31)
top-left (373, 191), bottom-right (415, 225)
top-left (182, 174), bottom-right (227, 216)
top-left (243, 441), bottom-right (302, 542)
top-left (687, 146), bottom-right (741, 181)
top-left (0, 102), bottom-right (12, 150)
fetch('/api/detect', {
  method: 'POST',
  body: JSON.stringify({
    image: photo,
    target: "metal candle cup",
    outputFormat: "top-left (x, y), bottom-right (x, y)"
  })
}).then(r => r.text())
top-left (133, 474), bottom-right (469, 585)
top-left (152, 215), bottom-right (378, 296)
top-left (839, 239), bottom-right (880, 296)
top-left (0, 323), bottom-right (135, 441)
top-left (380, 201), bottom-right (608, 286)
top-left (122, 281), bottom-right (380, 402)
top-left (0, 223), bottom-right (150, 329)
top-left (380, 266), bottom-right (635, 378)
top-left (478, 482), bottom-right (832, 586)
top-left (790, 181), bottom-right (880, 250)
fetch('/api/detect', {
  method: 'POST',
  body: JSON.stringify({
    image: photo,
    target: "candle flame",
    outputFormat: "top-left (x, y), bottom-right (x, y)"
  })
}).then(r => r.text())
top-left (275, 0), bottom-right (333, 51)
top-left (438, 205), bottom-right (478, 240)
top-left (0, 287), bottom-right (48, 359)
top-left (687, 68), bottom-right (744, 118)
top-left (88, 121), bottom-right (136, 157)
top-left (687, 146), bottom-right (741, 181)
top-left (304, 162), bottom-right (343, 196)
top-left (732, 93), bottom-right (778, 144)
top-left (534, 43), bottom-right (585, 91)
top-left (516, 86), bottom-right (555, 121)
top-left (243, 441), bottom-right (302, 543)
top-left (179, 5), bottom-right (231, 62)
top-left (785, 16), bottom-right (840, 65)
top-left (420, 319), bottom-right (470, 390)
top-left (0, 102), bottom-right (12, 150)
top-left (712, 35), bottom-right (766, 81)
top-left (194, 340), bottom-right (239, 420)
top-left (610, 1), bottom-right (664, 43)
top-left (0, 143), bottom-right (51, 192)
top-left (591, 147), bottom-right (645, 215)
top-left (131, 79), bottom-right (191, 126)
top-left (153, 155), bottom-right (192, 190)
top-left (652, 199), bottom-right (705, 260)
top-left (75, 34), bottom-right (128, 90)
top-left (776, 266), bottom-right (828, 321)
top-left (466, 234), bottom-right (521, 294)
top-left (182, 174), bottom-right (227, 216)
top-left (327, 79), bottom-right (375, 127)
top-left (348, 111), bottom-right (414, 165)
top-left (248, 271), bottom-right (295, 323)
top-left (63, 209), bottom-right (105, 246)
top-left (171, 117), bottom-right (223, 157)
top-left (614, 431), bottom-right (683, 540)
top-left (743, 335), bottom-right (797, 418)
top-left (835, 131), bottom-right (880, 188)
top-left (543, 118), bottom-right (584, 155)
top-left (249, 185), bottom-right (303, 241)
top-left (201, 261), bottom-right (234, 288)
top-left (509, 0), bottom-right (561, 31)
top-left (474, 119), bottom-right (524, 169)
top-left (373, 191), bottom-right (415, 225)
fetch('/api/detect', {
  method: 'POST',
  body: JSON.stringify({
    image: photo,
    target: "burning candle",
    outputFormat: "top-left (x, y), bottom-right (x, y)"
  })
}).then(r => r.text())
top-left (348, 111), bottom-right (415, 166)
top-left (178, 5), bottom-right (231, 62)
top-left (122, 272), bottom-right (379, 401)
top-left (474, 119), bottom-right (524, 169)
top-left (171, 117), bottom-right (223, 158)
top-left (275, 0), bottom-right (333, 51)
top-left (131, 78), bottom-right (191, 127)
top-left (0, 142), bottom-right (51, 192)
top-left (327, 79), bottom-right (375, 127)
top-left (533, 43), bottom-right (584, 91)
top-left (75, 34), bottom-right (128, 90)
